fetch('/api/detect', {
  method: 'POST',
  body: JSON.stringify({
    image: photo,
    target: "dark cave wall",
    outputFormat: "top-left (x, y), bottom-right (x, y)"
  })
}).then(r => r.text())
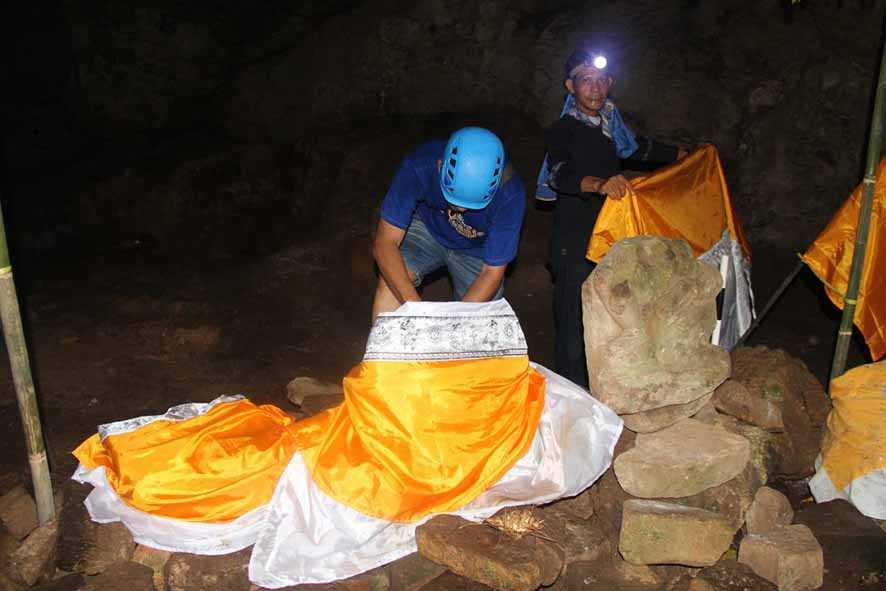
top-left (2, 0), bottom-right (884, 263)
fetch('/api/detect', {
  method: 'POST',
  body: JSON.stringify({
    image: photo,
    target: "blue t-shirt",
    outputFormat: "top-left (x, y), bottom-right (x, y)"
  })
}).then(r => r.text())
top-left (380, 140), bottom-right (526, 266)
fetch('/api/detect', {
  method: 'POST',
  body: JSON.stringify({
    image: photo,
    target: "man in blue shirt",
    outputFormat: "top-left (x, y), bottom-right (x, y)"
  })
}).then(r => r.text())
top-left (372, 127), bottom-right (526, 321)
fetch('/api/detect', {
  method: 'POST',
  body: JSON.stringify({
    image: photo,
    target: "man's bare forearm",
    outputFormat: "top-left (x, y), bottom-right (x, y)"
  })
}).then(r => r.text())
top-left (462, 265), bottom-right (506, 302)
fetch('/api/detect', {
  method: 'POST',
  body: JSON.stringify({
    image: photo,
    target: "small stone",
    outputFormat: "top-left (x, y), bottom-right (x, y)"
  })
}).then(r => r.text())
top-left (28, 573), bottom-right (87, 591)
top-left (621, 394), bottom-right (713, 434)
top-left (82, 561), bottom-right (154, 591)
top-left (619, 500), bottom-right (734, 567)
top-left (713, 380), bottom-right (784, 432)
top-left (131, 544), bottom-right (172, 591)
top-left (673, 560), bottom-right (776, 591)
top-left (738, 525), bottom-right (823, 591)
top-left (0, 485), bottom-right (38, 540)
top-left (387, 552), bottom-right (446, 591)
top-left (6, 519), bottom-right (59, 587)
top-left (564, 557), bottom-right (661, 590)
top-left (285, 377), bottom-right (342, 407)
top-left (562, 517), bottom-right (611, 565)
top-left (416, 514), bottom-right (563, 591)
top-left (164, 548), bottom-right (251, 591)
top-left (541, 488), bottom-right (594, 521)
top-left (614, 419), bottom-right (751, 498)
top-left (418, 571), bottom-right (491, 590)
top-left (691, 402), bottom-right (719, 425)
top-left (746, 487), bottom-right (794, 535)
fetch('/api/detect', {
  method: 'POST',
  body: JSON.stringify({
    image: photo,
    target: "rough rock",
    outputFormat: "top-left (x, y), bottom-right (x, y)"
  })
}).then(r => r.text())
top-left (564, 557), bottom-right (664, 590)
top-left (0, 524), bottom-right (21, 563)
top-left (793, 499), bottom-right (886, 590)
top-left (29, 573), bottom-right (87, 591)
top-left (540, 488), bottom-right (595, 521)
top-left (0, 486), bottom-right (38, 540)
top-left (582, 237), bottom-right (731, 415)
top-left (164, 548), bottom-right (251, 591)
top-left (561, 517), bottom-right (611, 565)
top-left (738, 525), bottom-right (823, 591)
top-left (265, 567), bottom-right (389, 590)
top-left (416, 571), bottom-right (491, 590)
top-left (55, 480), bottom-right (135, 574)
top-left (614, 419), bottom-right (751, 498)
top-left (674, 461), bottom-right (763, 533)
top-left (5, 519), bottom-right (59, 587)
top-left (621, 393), bottom-right (713, 434)
top-left (387, 552), bottom-right (446, 591)
top-left (746, 487), bottom-right (794, 535)
top-left (131, 544), bottom-right (172, 591)
top-left (0, 572), bottom-right (22, 591)
top-left (285, 377), bottom-right (343, 407)
top-left (670, 560), bottom-right (776, 591)
top-left (415, 513), bottom-right (563, 591)
top-left (82, 561), bottom-right (154, 591)
top-left (713, 379), bottom-right (784, 432)
top-left (619, 500), bottom-right (734, 567)
top-left (691, 402), bottom-right (720, 425)
top-left (729, 347), bottom-right (829, 478)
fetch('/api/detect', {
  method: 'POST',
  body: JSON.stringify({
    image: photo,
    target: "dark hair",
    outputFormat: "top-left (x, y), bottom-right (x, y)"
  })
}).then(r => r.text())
top-left (564, 46), bottom-right (615, 80)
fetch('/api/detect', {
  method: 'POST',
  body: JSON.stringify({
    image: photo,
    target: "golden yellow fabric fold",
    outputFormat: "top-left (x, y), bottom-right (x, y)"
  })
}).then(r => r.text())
top-left (73, 399), bottom-right (305, 522)
top-left (587, 144), bottom-right (751, 263)
top-left (303, 356), bottom-right (545, 523)
top-left (73, 356), bottom-right (544, 524)
top-left (819, 361), bottom-right (886, 490)
top-left (801, 159), bottom-right (886, 361)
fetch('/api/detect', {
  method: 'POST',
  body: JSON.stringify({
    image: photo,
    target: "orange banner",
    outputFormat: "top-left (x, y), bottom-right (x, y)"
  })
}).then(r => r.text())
top-left (802, 160), bottom-right (886, 360)
top-left (587, 144), bottom-right (750, 263)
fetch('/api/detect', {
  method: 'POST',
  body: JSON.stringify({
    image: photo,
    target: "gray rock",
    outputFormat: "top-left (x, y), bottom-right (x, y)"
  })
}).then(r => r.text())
top-left (583, 237), bottom-right (730, 415)
top-left (6, 519), bottom-right (59, 587)
top-left (614, 419), bottom-right (751, 498)
top-left (621, 394), bottom-right (714, 434)
top-left (745, 487), bottom-right (794, 535)
top-left (738, 525), bottom-right (823, 591)
top-left (619, 500), bottom-right (734, 567)
top-left (164, 548), bottom-right (252, 591)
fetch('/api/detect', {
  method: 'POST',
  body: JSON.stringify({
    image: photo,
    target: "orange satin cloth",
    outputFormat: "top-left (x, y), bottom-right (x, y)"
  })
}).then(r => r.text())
top-left (73, 356), bottom-right (544, 524)
top-left (73, 399), bottom-right (304, 522)
top-left (303, 356), bottom-right (545, 523)
top-left (801, 159), bottom-right (886, 361)
top-left (586, 144), bottom-right (751, 263)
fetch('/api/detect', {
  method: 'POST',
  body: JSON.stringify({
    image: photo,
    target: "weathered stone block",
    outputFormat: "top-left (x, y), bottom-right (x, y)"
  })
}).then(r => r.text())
top-left (713, 379), bottom-right (784, 431)
top-left (583, 237), bottom-right (730, 415)
top-left (619, 500), bottom-right (733, 567)
top-left (621, 393), bottom-right (713, 434)
top-left (0, 485), bottom-right (38, 540)
top-left (131, 544), bottom-right (172, 591)
top-left (6, 519), bottom-right (59, 587)
top-left (387, 552), bottom-right (446, 591)
top-left (165, 548), bottom-right (252, 591)
top-left (738, 525), bottom-right (823, 591)
top-left (416, 514), bottom-right (563, 591)
top-left (82, 561), bottom-right (154, 591)
top-left (614, 419), bottom-right (751, 498)
top-left (745, 487), bottom-right (793, 535)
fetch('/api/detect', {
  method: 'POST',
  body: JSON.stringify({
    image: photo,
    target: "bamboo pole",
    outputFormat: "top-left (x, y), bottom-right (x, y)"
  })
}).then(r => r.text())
top-left (0, 201), bottom-right (55, 524)
top-left (829, 40), bottom-right (886, 385)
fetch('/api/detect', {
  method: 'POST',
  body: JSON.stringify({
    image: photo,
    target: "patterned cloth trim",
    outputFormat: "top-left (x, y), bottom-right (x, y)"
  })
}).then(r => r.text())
top-left (98, 395), bottom-right (245, 440)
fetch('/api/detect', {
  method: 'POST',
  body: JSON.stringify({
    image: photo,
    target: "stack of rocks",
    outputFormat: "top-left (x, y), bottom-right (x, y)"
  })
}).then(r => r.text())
top-left (583, 237), bottom-right (828, 590)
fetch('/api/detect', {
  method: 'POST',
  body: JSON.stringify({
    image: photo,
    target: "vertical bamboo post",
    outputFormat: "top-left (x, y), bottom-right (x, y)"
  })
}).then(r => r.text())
top-left (829, 40), bottom-right (886, 385)
top-left (0, 201), bottom-right (55, 523)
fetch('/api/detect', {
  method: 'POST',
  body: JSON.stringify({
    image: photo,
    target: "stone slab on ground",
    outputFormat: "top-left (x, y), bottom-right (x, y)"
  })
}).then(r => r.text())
top-left (738, 524), bottom-right (823, 591)
top-left (5, 519), bottom-right (59, 587)
top-left (540, 488), bottom-right (594, 521)
top-left (165, 548), bottom-right (252, 591)
top-left (619, 500), bottom-right (734, 567)
top-left (415, 514), bottom-right (563, 591)
top-left (131, 544), bottom-right (171, 591)
top-left (0, 486), bottom-right (38, 541)
top-left (670, 560), bottom-right (776, 591)
top-left (82, 561), bottom-right (154, 591)
top-left (620, 394), bottom-right (713, 434)
top-left (259, 566), bottom-right (389, 590)
top-left (713, 379), bottom-right (784, 432)
top-left (583, 237), bottom-right (730, 415)
top-left (564, 557), bottom-right (662, 590)
top-left (614, 419), bottom-right (751, 498)
top-left (561, 517), bottom-right (611, 565)
top-left (417, 571), bottom-right (491, 590)
top-left (746, 487), bottom-right (793, 535)
top-left (56, 480), bottom-right (135, 575)
top-left (794, 499), bottom-right (886, 590)
top-left (0, 524), bottom-right (21, 563)
top-left (29, 573), bottom-right (87, 591)
top-left (387, 552), bottom-right (447, 591)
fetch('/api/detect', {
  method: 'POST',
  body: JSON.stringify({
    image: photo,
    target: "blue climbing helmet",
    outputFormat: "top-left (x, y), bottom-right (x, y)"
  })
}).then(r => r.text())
top-left (439, 127), bottom-right (506, 209)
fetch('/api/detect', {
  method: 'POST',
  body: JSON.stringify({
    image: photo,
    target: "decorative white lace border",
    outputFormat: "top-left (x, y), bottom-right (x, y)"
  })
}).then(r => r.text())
top-left (364, 313), bottom-right (527, 361)
top-left (98, 395), bottom-right (245, 440)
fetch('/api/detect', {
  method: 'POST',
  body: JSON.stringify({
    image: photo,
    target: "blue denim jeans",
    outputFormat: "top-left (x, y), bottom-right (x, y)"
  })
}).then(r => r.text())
top-left (401, 217), bottom-right (504, 301)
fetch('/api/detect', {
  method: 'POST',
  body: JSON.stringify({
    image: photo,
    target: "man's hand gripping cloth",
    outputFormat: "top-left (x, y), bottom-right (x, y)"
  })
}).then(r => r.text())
top-left (71, 300), bottom-right (623, 587)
